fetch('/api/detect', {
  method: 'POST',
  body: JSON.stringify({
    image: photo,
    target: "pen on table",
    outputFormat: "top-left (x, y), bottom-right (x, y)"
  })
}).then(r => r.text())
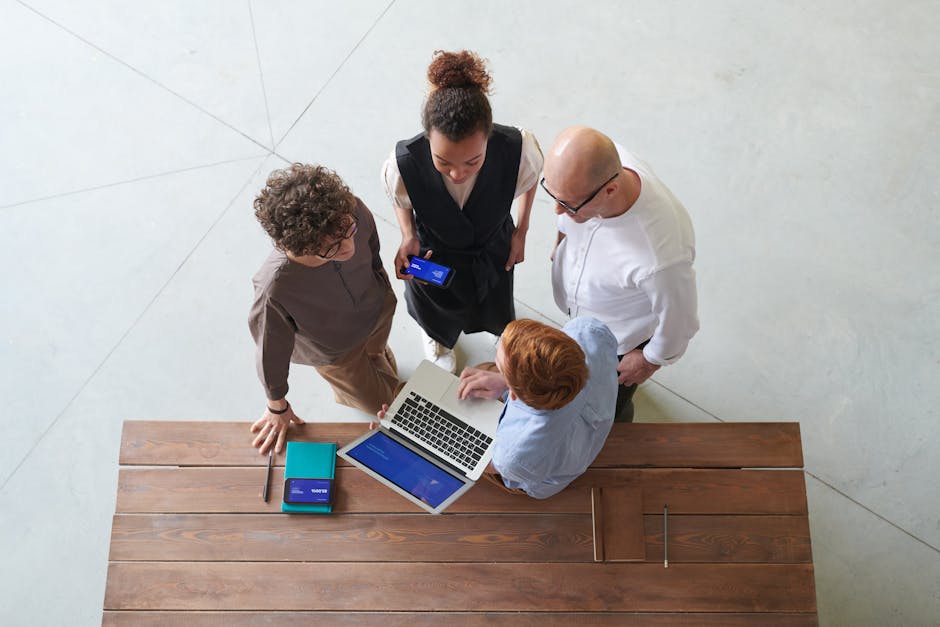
top-left (663, 504), bottom-right (669, 568)
top-left (262, 448), bottom-right (273, 503)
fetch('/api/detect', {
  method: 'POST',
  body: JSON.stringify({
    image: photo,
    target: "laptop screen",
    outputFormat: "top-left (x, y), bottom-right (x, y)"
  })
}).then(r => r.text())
top-left (346, 430), bottom-right (465, 508)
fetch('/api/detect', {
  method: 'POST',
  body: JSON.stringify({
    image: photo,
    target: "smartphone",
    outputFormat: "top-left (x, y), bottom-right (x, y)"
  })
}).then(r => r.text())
top-left (283, 478), bottom-right (333, 505)
top-left (404, 256), bottom-right (455, 288)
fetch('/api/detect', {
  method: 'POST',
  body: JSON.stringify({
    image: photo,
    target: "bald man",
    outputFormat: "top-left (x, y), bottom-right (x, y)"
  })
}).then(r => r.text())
top-left (541, 127), bottom-right (698, 421)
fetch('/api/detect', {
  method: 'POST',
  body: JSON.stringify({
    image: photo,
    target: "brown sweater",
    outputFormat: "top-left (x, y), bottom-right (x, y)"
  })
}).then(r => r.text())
top-left (248, 199), bottom-right (393, 400)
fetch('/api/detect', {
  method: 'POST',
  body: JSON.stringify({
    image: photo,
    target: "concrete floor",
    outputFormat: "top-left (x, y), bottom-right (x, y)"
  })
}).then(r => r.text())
top-left (1, 1), bottom-right (938, 624)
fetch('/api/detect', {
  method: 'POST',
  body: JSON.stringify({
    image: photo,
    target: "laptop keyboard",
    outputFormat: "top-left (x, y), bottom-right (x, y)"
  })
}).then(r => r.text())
top-left (391, 391), bottom-right (494, 470)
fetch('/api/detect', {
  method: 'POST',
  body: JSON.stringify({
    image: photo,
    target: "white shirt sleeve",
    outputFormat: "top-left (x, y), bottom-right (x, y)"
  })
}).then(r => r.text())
top-left (380, 148), bottom-right (413, 211)
top-left (638, 262), bottom-right (700, 365)
top-left (514, 128), bottom-right (543, 198)
top-left (381, 129), bottom-right (543, 211)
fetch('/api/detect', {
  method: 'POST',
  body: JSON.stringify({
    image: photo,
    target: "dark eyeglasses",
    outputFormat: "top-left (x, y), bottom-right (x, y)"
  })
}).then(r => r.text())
top-left (540, 171), bottom-right (620, 214)
top-left (315, 217), bottom-right (359, 259)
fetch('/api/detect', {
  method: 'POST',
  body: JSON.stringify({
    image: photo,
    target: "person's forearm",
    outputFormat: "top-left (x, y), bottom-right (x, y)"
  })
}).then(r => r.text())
top-left (394, 205), bottom-right (417, 240)
top-left (514, 184), bottom-right (536, 233)
top-left (641, 264), bottom-right (699, 365)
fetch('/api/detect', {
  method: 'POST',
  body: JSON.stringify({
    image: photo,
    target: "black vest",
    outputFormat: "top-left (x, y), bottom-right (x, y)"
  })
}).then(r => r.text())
top-left (395, 124), bottom-right (522, 252)
top-left (394, 124), bottom-right (522, 345)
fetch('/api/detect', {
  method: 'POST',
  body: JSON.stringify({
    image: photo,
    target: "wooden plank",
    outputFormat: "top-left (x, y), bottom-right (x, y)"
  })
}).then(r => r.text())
top-left (109, 513), bottom-right (594, 562)
top-left (108, 513), bottom-right (811, 565)
top-left (597, 486), bottom-right (645, 561)
top-left (103, 562), bottom-right (816, 612)
top-left (644, 515), bottom-right (813, 563)
top-left (116, 467), bottom-right (590, 514)
top-left (593, 422), bottom-right (803, 468)
top-left (638, 470), bottom-right (807, 515)
top-left (103, 611), bottom-right (819, 626)
top-left (119, 420), bottom-right (803, 468)
top-left (578, 468), bottom-right (808, 515)
top-left (116, 467), bottom-right (806, 515)
top-left (119, 420), bottom-right (366, 467)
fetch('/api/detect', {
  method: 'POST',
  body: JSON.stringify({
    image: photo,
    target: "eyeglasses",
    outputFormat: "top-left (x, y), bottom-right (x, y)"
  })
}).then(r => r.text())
top-left (315, 217), bottom-right (359, 259)
top-left (540, 171), bottom-right (620, 214)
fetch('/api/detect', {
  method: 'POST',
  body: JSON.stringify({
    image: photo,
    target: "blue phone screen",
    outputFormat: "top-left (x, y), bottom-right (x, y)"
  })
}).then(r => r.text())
top-left (406, 257), bottom-right (451, 286)
top-left (285, 478), bottom-right (332, 503)
top-left (346, 431), bottom-right (464, 508)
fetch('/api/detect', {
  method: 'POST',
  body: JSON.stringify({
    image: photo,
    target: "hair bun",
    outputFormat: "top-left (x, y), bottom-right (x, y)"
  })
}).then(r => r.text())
top-left (427, 50), bottom-right (492, 93)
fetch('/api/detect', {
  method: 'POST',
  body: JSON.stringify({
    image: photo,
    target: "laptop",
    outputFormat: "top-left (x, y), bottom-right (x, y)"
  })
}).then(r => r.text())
top-left (337, 359), bottom-right (504, 514)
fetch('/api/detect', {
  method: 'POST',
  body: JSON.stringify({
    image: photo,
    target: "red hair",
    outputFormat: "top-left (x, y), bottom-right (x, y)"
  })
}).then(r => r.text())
top-left (500, 319), bottom-right (588, 410)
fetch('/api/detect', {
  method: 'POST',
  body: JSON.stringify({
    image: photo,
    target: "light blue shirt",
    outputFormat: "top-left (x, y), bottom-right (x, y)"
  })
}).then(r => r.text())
top-left (492, 317), bottom-right (619, 499)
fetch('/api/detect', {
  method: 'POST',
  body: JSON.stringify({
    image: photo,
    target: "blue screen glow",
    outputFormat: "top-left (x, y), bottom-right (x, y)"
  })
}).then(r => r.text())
top-left (286, 478), bottom-right (332, 503)
top-left (406, 258), bottom-right (451, 286)
top-left (347, 431), bottom-right (465, 507)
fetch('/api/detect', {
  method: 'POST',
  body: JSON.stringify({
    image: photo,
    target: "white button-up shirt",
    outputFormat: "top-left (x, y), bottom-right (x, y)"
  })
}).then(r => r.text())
top-left (551, 146), bottom-right (699, 365)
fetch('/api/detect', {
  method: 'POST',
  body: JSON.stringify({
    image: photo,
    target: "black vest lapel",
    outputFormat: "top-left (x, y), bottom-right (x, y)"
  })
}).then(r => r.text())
top-left (395, 124), bottom-right (522, 251)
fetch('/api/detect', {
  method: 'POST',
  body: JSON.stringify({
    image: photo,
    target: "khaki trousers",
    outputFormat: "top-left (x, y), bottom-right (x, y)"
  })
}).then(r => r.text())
top-left (315, 290), bottom-right (400, 415)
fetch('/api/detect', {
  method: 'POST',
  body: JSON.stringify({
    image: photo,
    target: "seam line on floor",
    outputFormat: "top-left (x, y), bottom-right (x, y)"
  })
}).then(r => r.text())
top-left (15, 0), bottom-right (271, 153)
top-left (0, 158), bottom-right (270, 492)
top-left (274, 0), bottom-right (397, 147)
top-left (248, 0), bottom-right (275, 150)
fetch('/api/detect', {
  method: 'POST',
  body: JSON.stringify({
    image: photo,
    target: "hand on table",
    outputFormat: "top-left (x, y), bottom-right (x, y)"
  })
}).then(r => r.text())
top-left (250, 403), bottom-right (305, 455)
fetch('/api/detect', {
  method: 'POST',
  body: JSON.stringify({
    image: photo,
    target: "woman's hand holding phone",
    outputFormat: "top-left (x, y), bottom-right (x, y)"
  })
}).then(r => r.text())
top-left (396, 246), bottom-right (435, 284)
top-left (395, 237), bottom-right (421, 280)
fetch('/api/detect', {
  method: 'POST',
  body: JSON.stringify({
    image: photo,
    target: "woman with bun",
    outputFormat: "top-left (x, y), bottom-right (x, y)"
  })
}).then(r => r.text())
top-left (381, 50), bottom-right (542, 373)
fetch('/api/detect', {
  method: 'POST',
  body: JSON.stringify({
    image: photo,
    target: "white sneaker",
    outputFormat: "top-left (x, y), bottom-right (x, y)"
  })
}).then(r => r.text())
top-left (421, 329), bottom-right (457, 374)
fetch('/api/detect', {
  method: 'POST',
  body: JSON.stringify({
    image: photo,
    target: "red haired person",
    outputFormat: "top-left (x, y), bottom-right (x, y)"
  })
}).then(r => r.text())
top-left (456, 317), bottom-right (618, 498)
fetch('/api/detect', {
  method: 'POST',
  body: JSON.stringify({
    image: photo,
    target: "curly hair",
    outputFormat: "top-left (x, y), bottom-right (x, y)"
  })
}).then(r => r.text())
top-left (253, 164), bottom-right (357, 257)
top-left (422, 50), bottom-right (494, 142)
top-left (500, 319), bottom-right (588, 411)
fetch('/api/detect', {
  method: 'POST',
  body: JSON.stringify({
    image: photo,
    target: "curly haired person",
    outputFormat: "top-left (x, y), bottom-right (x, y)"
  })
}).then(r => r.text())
top-left (248, 164), bottom-right (400, 454)
top-left (381, 50), bottom-right (543, 373)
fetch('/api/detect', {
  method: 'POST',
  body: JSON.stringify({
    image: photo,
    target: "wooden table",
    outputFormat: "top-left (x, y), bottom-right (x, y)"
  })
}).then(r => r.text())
top-left (104, 421), bottom-right (817, 625)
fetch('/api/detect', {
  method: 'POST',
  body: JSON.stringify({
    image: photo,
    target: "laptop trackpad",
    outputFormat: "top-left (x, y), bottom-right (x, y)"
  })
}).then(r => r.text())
top-left (439, 379), bottom-right (501, 433)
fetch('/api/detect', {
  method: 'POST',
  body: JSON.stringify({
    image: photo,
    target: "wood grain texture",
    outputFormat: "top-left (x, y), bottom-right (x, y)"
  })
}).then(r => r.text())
top-left (643, 515), bottom-right (813, 563)
top-left (116, 467), bottom-right (589, 514)
top-left (597, 486), bottom-right (645, 561)
top-left (116, 467), bottom-right (806, 515)
top-left (106, 420), bottom-right (816, 621)
top-left (119, 421), bottom-right (366, 467)
top-left (572, 469), bottom-right (808, 515)
top-left (119, 421), bottom-right (803, 468)
top-left (109, 513), bottom-right (594, 562)
top-left (593, 422), bottom-right (803, 468)
top-left (103, 611), bottom-right (819, 626)
top-left (104, 562), bottom-right (817, 612)
top-left (108, 513), bottom-right (811, 565)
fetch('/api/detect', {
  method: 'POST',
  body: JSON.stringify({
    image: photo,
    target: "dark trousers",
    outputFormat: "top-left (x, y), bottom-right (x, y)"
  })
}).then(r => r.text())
top-left (615, 378), bottom-right (639, 423)
top-left (614, 339), bottom-right (651, 423)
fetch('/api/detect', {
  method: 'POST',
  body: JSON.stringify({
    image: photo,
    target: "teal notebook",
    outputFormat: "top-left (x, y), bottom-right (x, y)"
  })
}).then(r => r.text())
top-left (282, 441), bottom-right (336, 514)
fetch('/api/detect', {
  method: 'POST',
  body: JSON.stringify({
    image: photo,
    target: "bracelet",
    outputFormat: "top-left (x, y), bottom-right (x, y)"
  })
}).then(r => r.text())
top-left (267, 403), bottom-right (290, 415)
